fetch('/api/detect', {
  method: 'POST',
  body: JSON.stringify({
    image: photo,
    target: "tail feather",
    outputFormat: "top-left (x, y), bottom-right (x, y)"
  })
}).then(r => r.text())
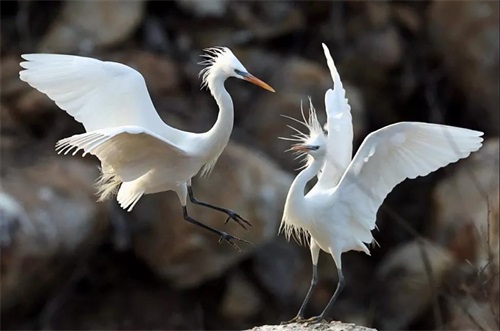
top-left (117, 182), bottom-right (144, 212)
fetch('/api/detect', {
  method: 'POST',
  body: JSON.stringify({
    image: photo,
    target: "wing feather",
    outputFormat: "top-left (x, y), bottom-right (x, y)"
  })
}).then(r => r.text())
top-left (19, 54), bottom-right (179, 138)
top-left (335, 122), bottom-right (484, 238)
top-left (316, 43), bottom-right (353, 189)
top-left (56, 126), bottom-right (189, 182)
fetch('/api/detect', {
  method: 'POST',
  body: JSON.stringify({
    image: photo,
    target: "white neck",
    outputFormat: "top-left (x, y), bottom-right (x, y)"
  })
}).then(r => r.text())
top-left (285, 157), bottom-right (323, 215)
top-left (202, 75), bottom-right (234, 159)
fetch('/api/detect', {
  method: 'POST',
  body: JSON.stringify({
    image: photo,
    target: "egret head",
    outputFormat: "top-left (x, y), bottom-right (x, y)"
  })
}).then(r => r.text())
top-left (283, 99), bottom-right (327, 165)
top-left (291, 132), bottom-right (327, 162)
top-left (199, 47), bottom-right (274, 92)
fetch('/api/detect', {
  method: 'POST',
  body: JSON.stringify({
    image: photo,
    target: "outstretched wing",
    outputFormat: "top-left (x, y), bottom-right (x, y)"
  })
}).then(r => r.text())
top-left (56, 126), bottom-right (189, 182)
top-left (19, 54), bottom-right (179, 137)
top-left (334, 122), bottom-right (483, 238)
top-left (316, 43), bottom-right (353, 190)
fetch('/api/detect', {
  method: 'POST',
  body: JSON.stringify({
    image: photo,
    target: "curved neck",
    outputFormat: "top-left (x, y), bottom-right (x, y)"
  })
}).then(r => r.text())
top-left (203, 76), bottom-right (234, 156)
top-left (286, 158), bottom-right (323, 205)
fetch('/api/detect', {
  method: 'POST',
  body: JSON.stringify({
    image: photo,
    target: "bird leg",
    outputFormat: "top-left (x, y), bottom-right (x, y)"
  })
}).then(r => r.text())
top-left (182, 206), bottom-right (250, 252)
top-left (302, 268), bottom-right (344, 324)
top-left (281, 264), bottom-right (318, 324)
top-left (187, 186), bottom-right (252, 229)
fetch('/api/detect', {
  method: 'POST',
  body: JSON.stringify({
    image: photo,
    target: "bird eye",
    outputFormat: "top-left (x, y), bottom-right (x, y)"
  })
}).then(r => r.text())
top-left (234, 69), bottom-right (245, 76)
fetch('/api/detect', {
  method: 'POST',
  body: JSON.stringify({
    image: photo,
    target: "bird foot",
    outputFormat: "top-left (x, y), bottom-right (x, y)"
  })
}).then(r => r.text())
top-left (300, 315), bottom-right (330, 324)
top-left (280, 315), bottom-right (305, 324)
top-left (217, 231), bottom-right (252, 252)
top-left (223, 210), bottom-right (253, 229)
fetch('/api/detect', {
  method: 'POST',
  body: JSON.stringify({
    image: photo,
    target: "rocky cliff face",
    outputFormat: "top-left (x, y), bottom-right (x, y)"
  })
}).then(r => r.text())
top-left (1, 1), bottom-right (498, 330)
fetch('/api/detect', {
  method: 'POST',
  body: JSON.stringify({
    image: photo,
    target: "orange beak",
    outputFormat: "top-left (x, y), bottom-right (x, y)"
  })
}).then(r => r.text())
top-left (290, 144), bottom-right (318, 152)
top-left (243, 74), bottom-right (275, 92)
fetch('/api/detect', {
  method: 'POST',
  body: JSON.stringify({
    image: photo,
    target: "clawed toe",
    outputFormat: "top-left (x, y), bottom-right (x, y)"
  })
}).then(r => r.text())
top-left (217, 232), bottom-right (252, 252)
top-left (281, 316), bottom-right (304, 324)
top-left (224, 211), bottom-right (253, 229)
top-left (302, 316), bottom-right (330, 324)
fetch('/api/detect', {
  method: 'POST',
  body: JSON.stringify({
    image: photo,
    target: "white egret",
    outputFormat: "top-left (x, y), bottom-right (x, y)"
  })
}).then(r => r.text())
top-left (280, 43), bottom-right (484, 323)
top-left (19, 47), bottom-right (275, 250)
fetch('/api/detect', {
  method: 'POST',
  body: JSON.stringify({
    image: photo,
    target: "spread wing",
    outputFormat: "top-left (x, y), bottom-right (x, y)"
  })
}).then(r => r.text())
top-left (316, 43), bottom-right (353, 189)
top-left (19, 54), bottom-right (180, 138)
top-left (56, 126), bottom-right (189, 182)
top-left (333, 122), bottom-right (483, 239)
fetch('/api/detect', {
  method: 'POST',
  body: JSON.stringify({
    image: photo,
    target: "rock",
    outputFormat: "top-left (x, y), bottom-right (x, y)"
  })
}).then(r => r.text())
top-left (130, 142), bottom-right (292, 288)
top-left (176, 0), bottom-right (227, 17)
top-left (371, 240), bottom-right (456, 330)
top-left (38, 1), bottom-right (145, 53)
top-left (392, 3), bottom-right (422, 34)
top-left (0, 103), bottom-right (21, 149)
top-left (432, 138), bottom-right (499, 267)
top-left (432, 138), bottom-right (499, 330)
top-left (0, 157), bottom-right (108, 312)
top-left (356, 26), bottom-right (403, 69)
top-left (220, 272), bottom-right (261, 321)
top-left (445, 297), bottom-right (499, 330)
top-left (252, 238), bottom-right (310, 305)
top-left (14, 89), bottom-right (57, 128)
top-left (1, 55), bottom-right (26, 98)
top-left (229, 2), bottom-right (304, 42)
top-left (247, 321), bottom-right (376, 331)
top-left (111, 51), bottom-right (181, 97)
top-left (429, 1), bottom-right (500, 135)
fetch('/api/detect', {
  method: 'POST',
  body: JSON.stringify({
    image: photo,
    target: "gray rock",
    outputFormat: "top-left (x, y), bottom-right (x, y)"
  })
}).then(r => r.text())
top-left (247, 321), bottom-right (376, 331)
top-left (429, 1), bottom-right (500, 135)
top-left (39, 1), bottom-right (145, 53)
top-left (372, 240), bottom-right (455, 330)
top-left (0, 157), bottom-right (108, 312)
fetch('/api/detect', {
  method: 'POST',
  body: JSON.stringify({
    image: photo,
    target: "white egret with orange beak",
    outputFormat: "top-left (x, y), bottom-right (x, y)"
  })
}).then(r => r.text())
top-left (280, 43), bottom-right (483, 323)
top-left (19, 47), bottom-right (275, 250)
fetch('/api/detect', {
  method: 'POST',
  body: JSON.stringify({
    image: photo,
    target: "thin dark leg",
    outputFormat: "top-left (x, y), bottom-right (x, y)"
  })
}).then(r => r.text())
top-left (182, 206), bottom-right (250, 252)
top-left (282, 264), bottom-right (318, 324)
top-left (188, 186), bottom-right (252, 229)
top-left (304, 268), bottom-right (345, 323)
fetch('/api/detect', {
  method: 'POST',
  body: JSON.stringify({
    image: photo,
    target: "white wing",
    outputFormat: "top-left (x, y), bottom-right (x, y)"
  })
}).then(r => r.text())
top-left (19, 54), bottom-right (179, 137)
top-left (56, 126), bottom-right (189, 182)
top-left (334, 122), bottom-right (483, 237)
top-left (316, 43), bottom-right (353, 189)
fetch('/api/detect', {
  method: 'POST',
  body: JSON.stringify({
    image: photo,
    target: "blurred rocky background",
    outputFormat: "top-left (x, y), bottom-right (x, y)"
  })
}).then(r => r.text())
top-left (0, 1), bottom-right (498, 330)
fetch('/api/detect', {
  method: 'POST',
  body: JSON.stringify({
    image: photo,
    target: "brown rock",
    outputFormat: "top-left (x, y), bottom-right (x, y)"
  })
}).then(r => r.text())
top-left (130, 142), bottom-right (292, 288)
top-left (176, 0), bottom-right (227, 18)
top-left (429, 1), bottom-right (500, 135)
top-left (112, 51), bottom-right (181, 96)
top-left (38, 1), bottom-right (145, 52)
top-left (357, 26), bottom-right (403, 69)
top-left (432, 138), bottom-right (499, 267)
top-left (220, 272), bottom-right (261, 321)
top-left (432, 138), bottom-right (499, 330)
top-left (1, 55), bottom-right (26, 98)
top-left (0, 157), bottom-right (108, 312)
top-left (372, 240), bottom-right (456, 330)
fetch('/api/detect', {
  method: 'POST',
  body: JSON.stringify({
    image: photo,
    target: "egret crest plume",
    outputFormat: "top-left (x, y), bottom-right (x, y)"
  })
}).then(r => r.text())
top-left (199, 47), bottom-right (239, 89)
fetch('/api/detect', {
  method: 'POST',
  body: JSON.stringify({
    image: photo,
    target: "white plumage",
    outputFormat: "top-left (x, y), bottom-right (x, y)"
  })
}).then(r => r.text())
top-left (19, 47), bottom-right (274, 250)
top-left (280, 43), bottom-right (484, 323)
